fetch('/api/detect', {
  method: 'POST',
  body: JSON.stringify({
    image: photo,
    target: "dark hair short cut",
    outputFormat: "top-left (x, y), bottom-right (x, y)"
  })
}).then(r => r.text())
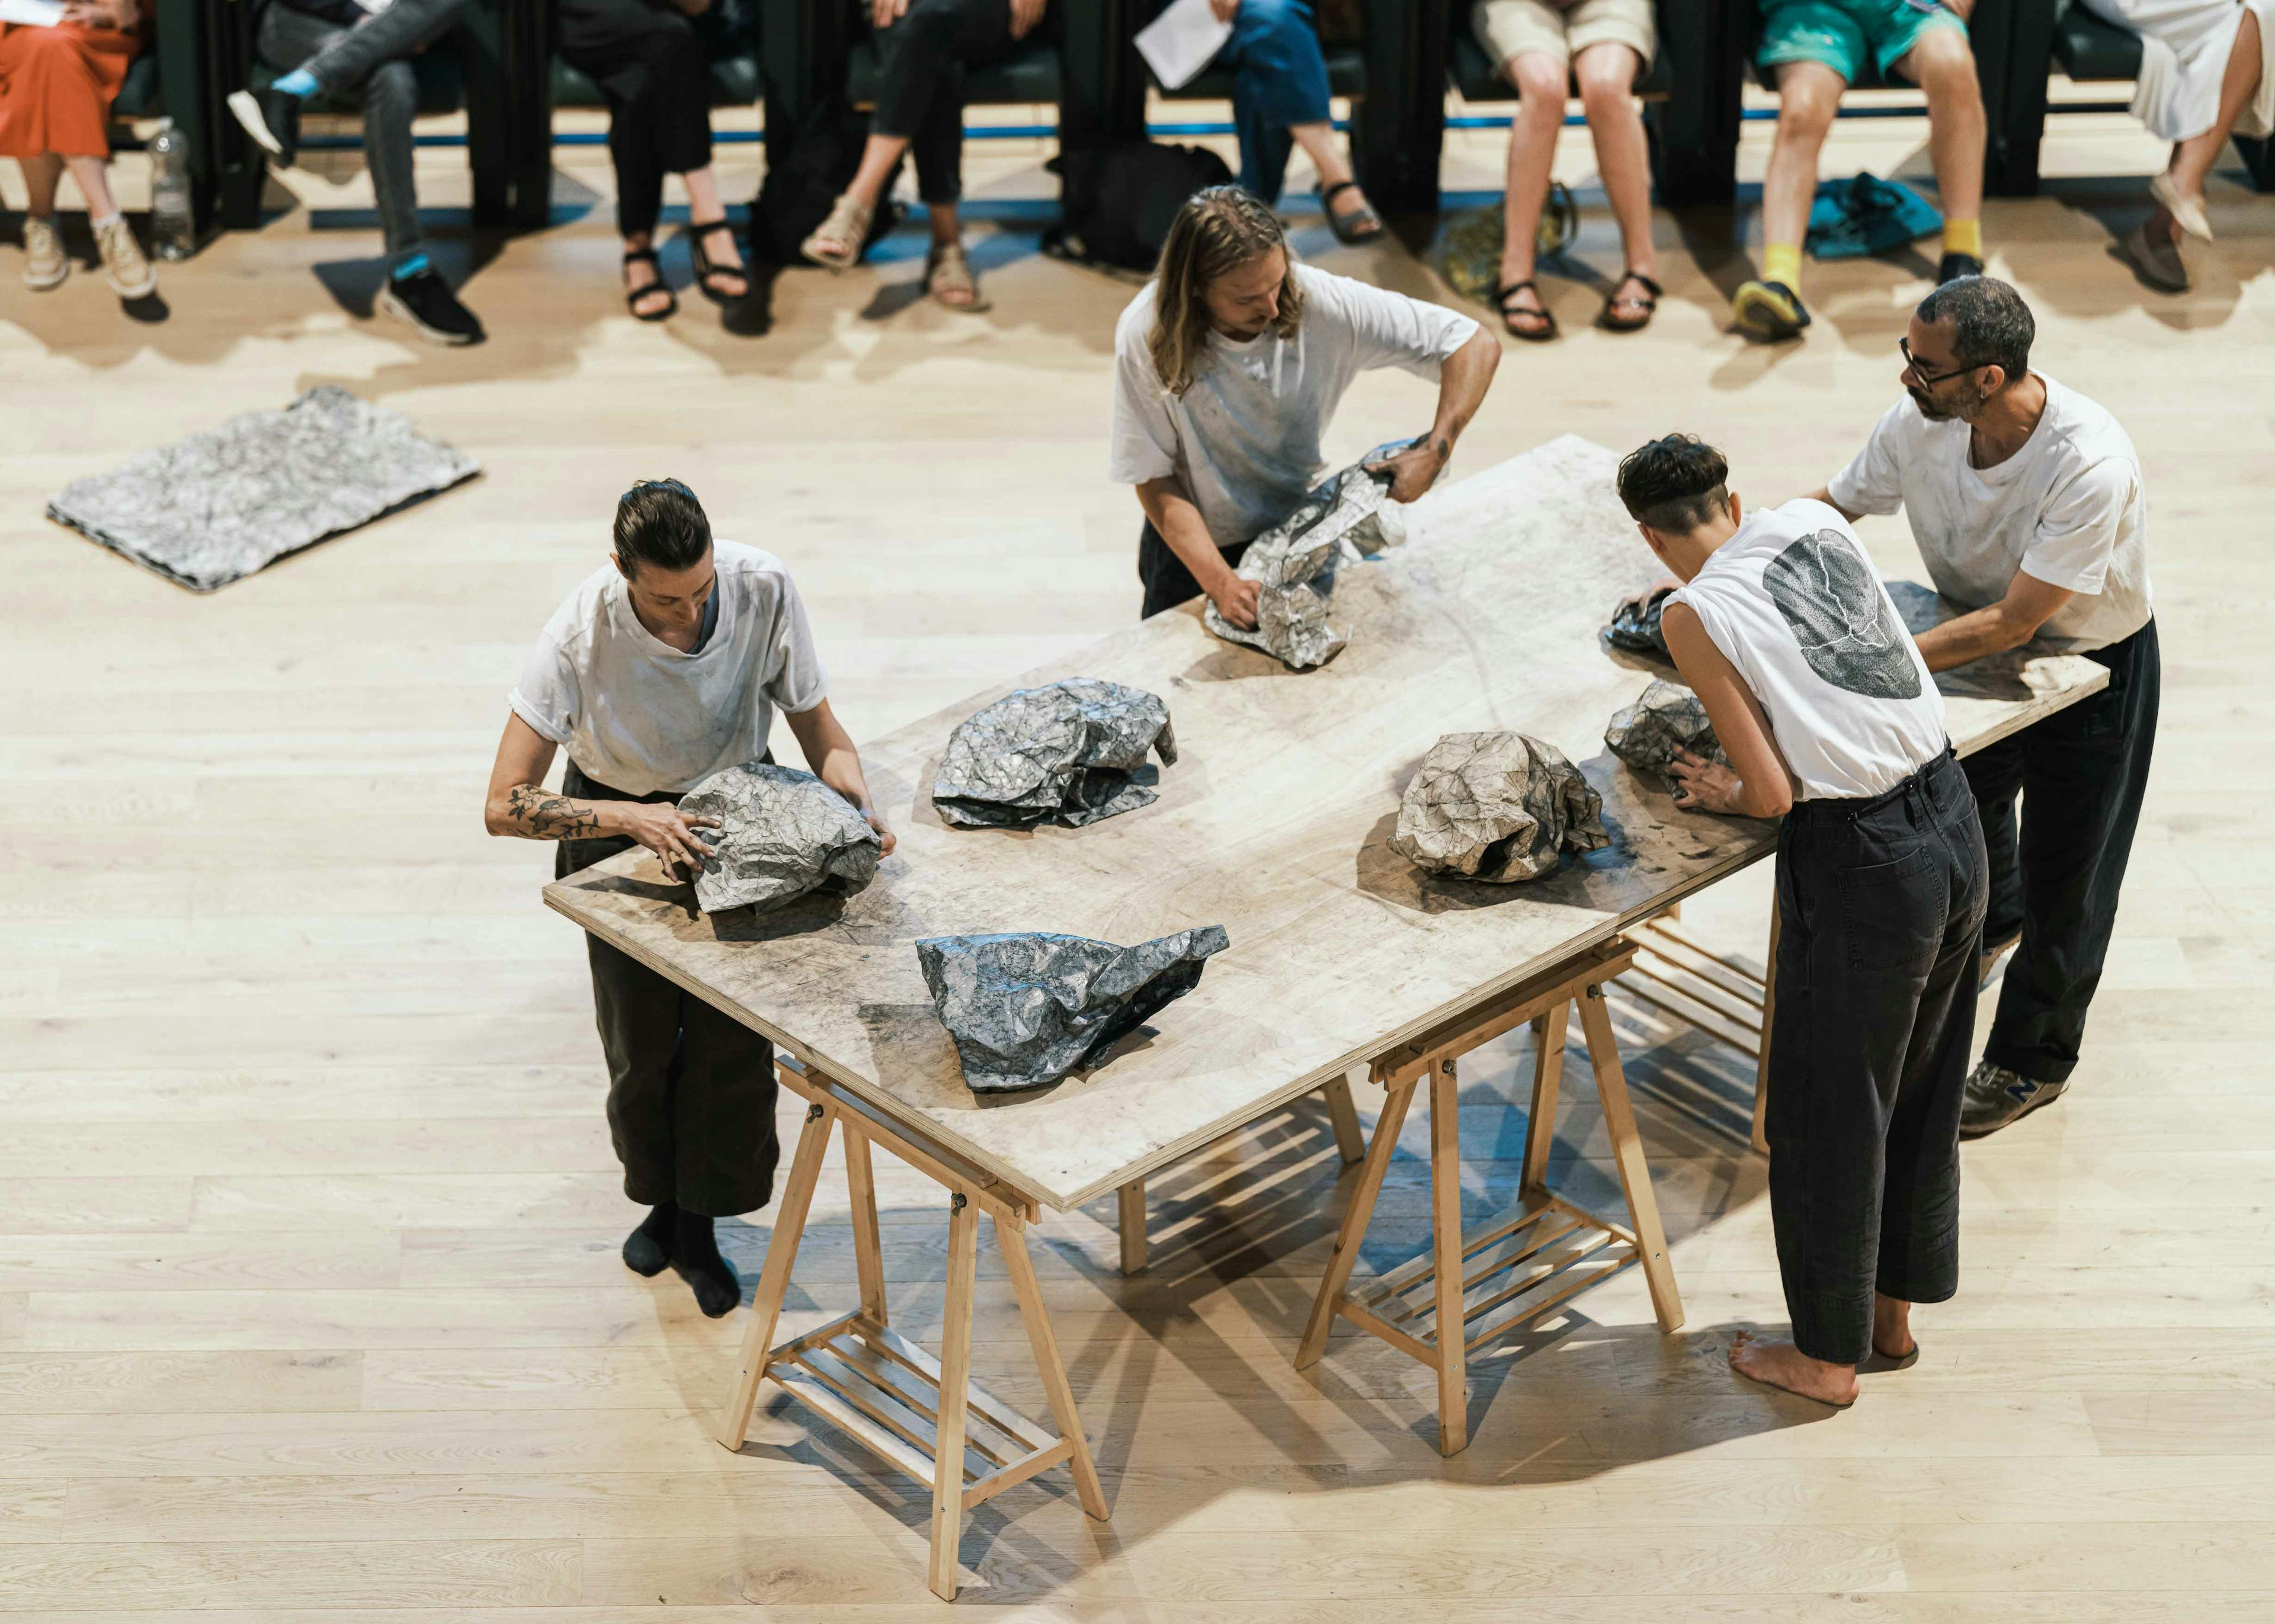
top-left (613, 479), bottom-right (712, 576)
top-left (1915, 275), bottom-right (2033, 382)
top-left (1617, 435), bottom-right (1731, 534)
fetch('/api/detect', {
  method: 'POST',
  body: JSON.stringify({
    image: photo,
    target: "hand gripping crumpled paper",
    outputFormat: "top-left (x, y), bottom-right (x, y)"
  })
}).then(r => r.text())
top-left (1389, 732), bottom-right (1610, 883)
top-left (1603, 584), bottom-right (1675, 656)
top-left (1203, 441), bottom-right (1411, 670)
top-left (931, 678), bottom-right (1178, 830)
top-left (1603, 679), bottom-right (1727, 791)
top-left (677, 762), bottom-right (881, 913)
top-left (915, 926), bottom-right (1231, 1093)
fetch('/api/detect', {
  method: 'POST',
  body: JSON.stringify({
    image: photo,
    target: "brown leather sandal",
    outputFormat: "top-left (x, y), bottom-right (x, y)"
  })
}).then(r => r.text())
top-left (801, 192), bottom-right (873, 271)
top-left (925, 241), bottom-right (989, 312)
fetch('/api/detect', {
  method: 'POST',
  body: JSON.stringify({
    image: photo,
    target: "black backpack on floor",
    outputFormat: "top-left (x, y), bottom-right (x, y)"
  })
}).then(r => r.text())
top-left (1044, 140), bottom-right (1234, 274)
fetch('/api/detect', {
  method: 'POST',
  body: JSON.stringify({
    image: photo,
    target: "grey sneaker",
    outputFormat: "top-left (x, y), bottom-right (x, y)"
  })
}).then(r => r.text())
top-left (23, 213), bottom-right (68, 291)
top-left (1959, 1060), bottom-right (2066, 1140)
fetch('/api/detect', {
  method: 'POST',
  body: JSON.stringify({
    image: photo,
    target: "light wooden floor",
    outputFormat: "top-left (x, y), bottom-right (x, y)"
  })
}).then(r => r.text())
top-left (3, 104), bottom-right (2273, 1619)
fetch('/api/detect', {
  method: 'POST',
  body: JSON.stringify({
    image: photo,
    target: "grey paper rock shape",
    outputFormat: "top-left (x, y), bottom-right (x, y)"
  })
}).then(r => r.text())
top-left (678, 762), bottom-right (880, 914)
top-left (1390, 731), bottom-right (1610, 883)
top-left (932, 678), bottom-right (1177, 830)
top-left (1603, 585), bottom-right (1675, 655)
top-left (1604, 679), bottom-right (1727, 791)
top-left (1203, 442), bottom-right (1405, 670)
top-left (917, 927), bottom-right (1231, 1093)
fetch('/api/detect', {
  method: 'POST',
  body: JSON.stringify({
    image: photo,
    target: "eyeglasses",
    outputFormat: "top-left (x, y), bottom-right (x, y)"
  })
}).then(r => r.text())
top-left (1899, 338), bottom-right (1974, 387)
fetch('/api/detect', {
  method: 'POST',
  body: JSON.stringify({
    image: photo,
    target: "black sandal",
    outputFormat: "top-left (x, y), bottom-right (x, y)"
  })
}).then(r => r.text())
top-left (622, 248), bottom-right (676, 322)
top-left (1321, 179), bottom-right (1385, 245)
top-left (1495, 278), bottom-right (1557, 342)
top-left (1601, 268), bottom-right (1662, 333)
top-left (687, 220), bottom-right (749, 306)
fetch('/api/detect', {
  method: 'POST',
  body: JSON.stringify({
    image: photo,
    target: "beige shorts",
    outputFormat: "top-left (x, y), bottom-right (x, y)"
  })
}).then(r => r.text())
top-left (1472, 0), bottom-right (1657, 74)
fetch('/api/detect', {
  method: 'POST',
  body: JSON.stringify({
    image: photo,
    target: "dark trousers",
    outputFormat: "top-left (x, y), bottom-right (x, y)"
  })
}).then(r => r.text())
top-left (1138, 519), bottom-right (1251, 619)
top-left (1767, 749), bottom-right (1989, 1365)
top-left (557, 0), bottom-right (715, 237)
top-left (1212, 0), bottom-right (1334, 203)
top-left (1962, 618), bottom-right (2160, 1085)
top-left (258, 0), bottom-right (468, 265)
top-left (870, 0), bottom-right (1054, 206)
top-left (557, 761), bottom-right (778, 1217)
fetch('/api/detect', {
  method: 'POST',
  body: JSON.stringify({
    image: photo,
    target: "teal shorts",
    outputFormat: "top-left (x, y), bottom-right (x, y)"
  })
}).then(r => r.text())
top-left (1759, 0), bottom-right (1967, 85)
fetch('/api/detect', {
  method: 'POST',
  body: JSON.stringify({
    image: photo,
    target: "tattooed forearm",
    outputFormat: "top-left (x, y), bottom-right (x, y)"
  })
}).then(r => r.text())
top-left (499, 783), bottom-right (603, 840)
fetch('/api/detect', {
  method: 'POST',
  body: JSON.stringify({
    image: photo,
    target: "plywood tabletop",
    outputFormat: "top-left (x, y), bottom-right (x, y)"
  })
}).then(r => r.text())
top-left (544, 435), bottom-right (2105, 1212)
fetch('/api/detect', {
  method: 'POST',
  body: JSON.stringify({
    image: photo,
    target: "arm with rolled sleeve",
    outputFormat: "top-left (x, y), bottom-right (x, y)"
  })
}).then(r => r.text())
top-left (1325, 275), bottom-right (1497, 503)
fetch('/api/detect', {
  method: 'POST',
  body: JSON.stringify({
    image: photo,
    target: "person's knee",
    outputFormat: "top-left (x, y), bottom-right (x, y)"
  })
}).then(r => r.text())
top-left (364, 59), bottom-right (418, 124)
top-left (884, 0), bottom-right (960, 49)
top-left (1904, 26), bottom-right (1978, 90)
top-left (1776, 71), bottom-right (1842, 140)
top-left (1239, 0), bottom-right (1313, 34)
top-left (1508, 52), bottom-right (1568, 124)
top-left (1574, 44), bottom-right (1639, 110)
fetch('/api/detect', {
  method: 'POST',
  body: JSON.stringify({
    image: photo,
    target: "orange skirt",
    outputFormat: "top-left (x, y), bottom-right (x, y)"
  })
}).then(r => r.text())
top-left (0, 21), bottom-right (143, 159)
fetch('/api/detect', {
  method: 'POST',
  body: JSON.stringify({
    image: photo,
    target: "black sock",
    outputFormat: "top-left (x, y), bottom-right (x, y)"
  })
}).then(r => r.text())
top-left (621, 1201), bottom-right (676, 1277)
top-left (672, 1209), bottom-right (741, 1318)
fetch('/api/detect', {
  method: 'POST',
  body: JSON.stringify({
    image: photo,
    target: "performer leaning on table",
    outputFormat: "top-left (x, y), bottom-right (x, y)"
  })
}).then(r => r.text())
top-left (1110, 184), bottom-right (1501, 625)
top-left (482, 479), bottom-right (895, 1318)
top-left (1617, 433), bottom-right (1988, 1410)
top-left (1807, 277), bottom-right (2158, 1141)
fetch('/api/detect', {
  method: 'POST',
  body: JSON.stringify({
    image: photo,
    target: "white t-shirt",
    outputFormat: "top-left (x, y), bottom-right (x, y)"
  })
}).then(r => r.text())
top-left (1109, 263), bottom-right (1479, 549)
top-left (1827, 374), bottom-right (2152, 653)
top-left (509, 541), bottom-right (828, 797)
top-left (1669, 499), bottom-right (1949, 803)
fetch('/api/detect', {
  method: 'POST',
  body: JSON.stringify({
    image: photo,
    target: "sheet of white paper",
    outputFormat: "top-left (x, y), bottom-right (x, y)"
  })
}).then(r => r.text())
top-left (1135, 0), bottom-right (1233, 92)
top-left (0, 0), bottom-right (67, 25)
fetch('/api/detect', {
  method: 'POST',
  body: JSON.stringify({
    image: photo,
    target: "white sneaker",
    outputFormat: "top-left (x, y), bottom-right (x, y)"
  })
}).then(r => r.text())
top-left (23, 214), bottom-right (68, 291)
top-left (94, 216), bottom-right (156, 299)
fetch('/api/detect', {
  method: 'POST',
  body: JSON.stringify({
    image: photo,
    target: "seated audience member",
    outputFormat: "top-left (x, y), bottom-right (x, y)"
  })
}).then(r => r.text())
top-left (232, 0), bottom-right (485, 344)
top-left (802, 0), bottom-right (1060, 310)
top-left (2084, 0), bottom-right (2271, 292)
top-left (554, 0), bottom-right (750, 321)
top-left (1732, 0), bottom-right (1987, 343)
top-left (1, 0), bottom-right (156, 299)
top-left (1112, 187), bottom-right (1498, 622)
top-left (1475, 0), bottom-right (1661, 339)
top-left (1188, 0), bottom-right (1385, 241)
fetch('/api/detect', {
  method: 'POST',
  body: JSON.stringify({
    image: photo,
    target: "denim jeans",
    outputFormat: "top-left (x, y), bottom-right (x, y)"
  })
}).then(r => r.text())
top-left (1767, 749), bottom-right (1989, 1365)
top-left (556, 760), bottom-right (780, 1217)
top-left (258, 0), bottom-right (469, 267)
top-left (1963, 617), bottom-right (2160, 1085)
top-left (1212, 0), bottom-right (1334, 203)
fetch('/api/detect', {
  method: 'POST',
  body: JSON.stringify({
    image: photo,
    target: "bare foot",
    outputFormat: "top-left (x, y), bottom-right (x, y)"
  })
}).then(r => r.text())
top-left (1872, 1292), bottom-right (1917, 1362)
top-left (1729, 1330), bottom-right (1860, 1407)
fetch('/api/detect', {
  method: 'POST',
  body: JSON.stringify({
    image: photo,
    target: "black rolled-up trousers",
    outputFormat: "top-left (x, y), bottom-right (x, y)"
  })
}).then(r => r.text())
top-left (1962, 617), bottom-right (2160, 1086)
top-left (557, 0), bottom-right (716, 238)
top-left (1138, 519), bottom-right (1251, 620)
top-left (1767, 749), bottom-right (1989, 1366)
top-left (556, 760), bottom-right (778, 1217)
top-left (870, 0), bottom-right (1052, 206)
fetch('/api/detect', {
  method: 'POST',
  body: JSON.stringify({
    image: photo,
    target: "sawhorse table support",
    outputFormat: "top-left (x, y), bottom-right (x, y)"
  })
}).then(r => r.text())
top-left (1295, 938), bottom-right (1686, 1455)
top-left (1626, 904), bottom-right (1779, 1155)
top-left (1113, 1075), bottom-right (1367, 1275)
top-left (716, 1057), bottom-right (1108, 1600)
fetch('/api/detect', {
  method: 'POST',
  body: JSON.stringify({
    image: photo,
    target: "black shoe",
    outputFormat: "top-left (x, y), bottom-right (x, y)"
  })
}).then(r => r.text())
top-left (621, 1202), bottom-right (675, 1278)
top-left (1937, 252), bottom-right (1984, 284)
top-left (228, 87), bottom-right (302, 169)
top-left (1958, 1060), bottom-right (2067, 1140)
top-left (379, 268), bottom-right (486, 346)
top-left (672, 1211), bottom-right (742, 1318)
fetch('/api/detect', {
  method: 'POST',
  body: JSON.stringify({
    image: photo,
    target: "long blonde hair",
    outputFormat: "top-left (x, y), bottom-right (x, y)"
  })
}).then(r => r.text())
top-left (1147, 186), bottom-right (1305, 398)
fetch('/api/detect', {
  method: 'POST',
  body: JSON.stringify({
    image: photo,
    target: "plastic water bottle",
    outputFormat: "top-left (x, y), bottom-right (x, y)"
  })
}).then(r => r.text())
top-left (149, 120), bottom-right (195, 262)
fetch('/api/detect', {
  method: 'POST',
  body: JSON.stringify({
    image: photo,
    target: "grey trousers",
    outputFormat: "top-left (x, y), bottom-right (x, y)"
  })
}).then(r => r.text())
top-left (257, 0), bottom-right (470, 267)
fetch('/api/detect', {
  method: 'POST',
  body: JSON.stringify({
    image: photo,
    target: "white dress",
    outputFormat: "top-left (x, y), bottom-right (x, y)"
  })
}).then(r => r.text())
top-left (2078, 0), bottom-right (2275, 142)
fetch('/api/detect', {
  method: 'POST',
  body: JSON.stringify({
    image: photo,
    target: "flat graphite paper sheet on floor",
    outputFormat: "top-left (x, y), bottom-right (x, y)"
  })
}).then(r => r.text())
top-left (46, 385), bottom-right (480, 592)
top-left (544, 437), bottom-right (2109, 1211)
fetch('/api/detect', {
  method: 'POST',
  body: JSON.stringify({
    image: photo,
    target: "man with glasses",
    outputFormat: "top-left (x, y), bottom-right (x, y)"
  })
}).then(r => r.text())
top-left (1809, 275), bottom-right (2158, 1139)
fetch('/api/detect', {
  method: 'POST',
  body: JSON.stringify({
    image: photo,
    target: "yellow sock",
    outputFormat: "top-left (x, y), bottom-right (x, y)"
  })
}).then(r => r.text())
top-left (1944, 219), bottom-right (1982, 259)
top-left (1762, 242), bottom-right (1802, 291)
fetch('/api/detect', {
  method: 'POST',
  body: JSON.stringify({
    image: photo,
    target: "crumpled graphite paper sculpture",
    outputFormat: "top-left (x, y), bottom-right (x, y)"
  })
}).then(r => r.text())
top-left (1203, 441), bottom-right (1408, 670)
top-left (678, 762), bottom-right (880, 914)
top-left (1603, 585), bottom-right (1675, 656)
top-left (1604, 679), bottom-right (1727, 791)
top-left (931, 678), bottom-right (1178, 829)
top-left (915, 926), bottom-right (1231, 1093)
top-left (1390, 732), bottom-right (1610, 883)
